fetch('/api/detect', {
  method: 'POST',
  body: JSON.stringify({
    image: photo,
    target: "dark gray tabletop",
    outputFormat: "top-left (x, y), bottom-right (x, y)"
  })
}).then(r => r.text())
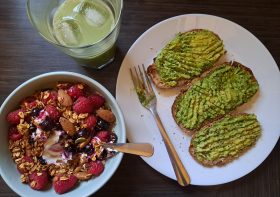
top-left (0, 0), bottom-right (279, 196)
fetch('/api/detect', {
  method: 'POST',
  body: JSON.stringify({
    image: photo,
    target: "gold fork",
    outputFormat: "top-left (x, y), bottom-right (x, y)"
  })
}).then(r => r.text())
top-left (130, 64), bottom-right (191, 186)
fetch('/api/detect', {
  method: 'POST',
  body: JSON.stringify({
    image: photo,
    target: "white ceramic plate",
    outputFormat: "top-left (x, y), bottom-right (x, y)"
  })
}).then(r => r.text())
top-left (116, 14), bottom-right (280, 185)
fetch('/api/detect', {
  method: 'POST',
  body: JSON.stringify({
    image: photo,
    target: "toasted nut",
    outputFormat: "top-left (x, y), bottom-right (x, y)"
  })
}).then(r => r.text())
top-left (30, 181), bottom-right (36, 187)
top-left (59, 117), bottom-right (76, 136)
top-left (96, 109), bottom-right (116, 123)
top-left (50, 170), bottom-right (56, 177)
top-left (75, 172), bottom-right (92, 180)
top-left (75, 137), bottom-right (86, 144)
top-left (79, 137), bottom-right (91, 149)
top-left (60, 176), bottom-right (69, 181)
top-left (58, 89), bottom-right (73, 107)
top-left (74, 166), bottom-right (82, 173)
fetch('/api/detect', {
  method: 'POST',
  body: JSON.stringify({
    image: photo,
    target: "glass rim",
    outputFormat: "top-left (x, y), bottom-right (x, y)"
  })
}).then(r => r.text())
top-left (26, 0), bottom-right (123, 49)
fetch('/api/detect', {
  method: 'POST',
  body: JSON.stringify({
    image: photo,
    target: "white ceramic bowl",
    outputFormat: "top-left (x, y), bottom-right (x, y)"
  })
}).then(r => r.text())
top-left (0, 71), bottom-right (126, 197)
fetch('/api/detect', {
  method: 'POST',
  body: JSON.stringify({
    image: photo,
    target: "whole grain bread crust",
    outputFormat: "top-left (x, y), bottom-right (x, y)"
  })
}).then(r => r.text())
top-left (189, 113), bottom-right (261, 167)
top-left (147, 64), bottom-right (189, 89)
top-left (171, 61), bottom-right (259, 136)
top-left (147, 29), bottom-right (226, 89)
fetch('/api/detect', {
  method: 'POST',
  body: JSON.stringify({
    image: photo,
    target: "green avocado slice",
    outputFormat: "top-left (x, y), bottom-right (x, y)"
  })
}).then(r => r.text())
top-left (190, 114), bottom-right (261, 165)
top-left (155, 29), bottom-right (226, 87)
top-left (174, 62), bottom-right (259, 131)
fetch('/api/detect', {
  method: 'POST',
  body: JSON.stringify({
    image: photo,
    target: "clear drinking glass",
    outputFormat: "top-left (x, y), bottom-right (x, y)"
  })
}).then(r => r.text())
top-left (26, 0), bottom-right (123, 69)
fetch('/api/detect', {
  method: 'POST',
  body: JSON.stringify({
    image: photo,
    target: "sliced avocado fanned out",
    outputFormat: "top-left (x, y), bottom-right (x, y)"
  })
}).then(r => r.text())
top-left (189, 114), bottom-right (261, 166)
top-left (172, 61), bottom-right (259, 134)
top-left (147, 29), bottom-right (226, 88)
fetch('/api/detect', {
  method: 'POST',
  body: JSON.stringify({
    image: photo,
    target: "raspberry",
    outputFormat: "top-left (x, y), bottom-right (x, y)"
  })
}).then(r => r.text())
top-left (87, 161), bottom-right (104, 176)
top-left (45, 105), bottom-right (60, 120)
top-left (29, 171), bottom-right (49, 190)
top-left (95, 130), bottom-right (110, 142)
top-left (88, 94), bottom-right (105, 109)
top-left (73, 97), bottom-right (94, 114)
top-left (8, 127), bottom-right (23, 141)
top-left (42, 90), bottom-right (57, 105)
top-left (84, 115), bottom-right (97, 128)
top-left (6, 109), bottom-right (24, 125)
top-left (53, 174), bottom-right (78, 194)
top-left (67, 85), bottom-right (85, 100)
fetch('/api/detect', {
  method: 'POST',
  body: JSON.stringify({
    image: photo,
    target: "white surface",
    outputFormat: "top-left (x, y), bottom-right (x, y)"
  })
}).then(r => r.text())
top-left (116, 14), bottom-right (280, 185)
top-left (0, 72), bottom-right (126, 196)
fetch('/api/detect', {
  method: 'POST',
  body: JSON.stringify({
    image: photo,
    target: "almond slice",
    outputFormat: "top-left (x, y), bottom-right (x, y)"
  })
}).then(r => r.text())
top-left (96, 109), bottom-right (116, 123)
top-left (58, 89), bottom-right (73, 107)
top-left (59, 117), bottom-right (76, 136)
top-left (74, 172), bottom-right (92, 180)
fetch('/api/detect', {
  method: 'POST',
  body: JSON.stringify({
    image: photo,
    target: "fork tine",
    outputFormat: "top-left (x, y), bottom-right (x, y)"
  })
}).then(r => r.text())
top-left (137, 65), bottom-right (147, 92)
top-left (129, 68), bottom-right (138, 89)
top-left (134, 66), bottom-right (143, 89)
top-left (141, 64), bottom-right (154, 95)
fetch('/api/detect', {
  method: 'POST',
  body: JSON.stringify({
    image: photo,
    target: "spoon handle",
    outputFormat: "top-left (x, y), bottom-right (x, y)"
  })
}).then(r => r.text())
top-left (102, 143), bottom-right (154, 157)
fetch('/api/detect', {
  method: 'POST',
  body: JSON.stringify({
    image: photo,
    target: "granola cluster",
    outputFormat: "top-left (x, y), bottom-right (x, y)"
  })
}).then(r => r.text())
top-left (7, 82), bottom-right (118, 194)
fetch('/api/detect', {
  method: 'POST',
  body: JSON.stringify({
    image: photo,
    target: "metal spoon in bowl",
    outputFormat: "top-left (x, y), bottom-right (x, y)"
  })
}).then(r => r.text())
top-left (100, 142), bottom-right (154, 157)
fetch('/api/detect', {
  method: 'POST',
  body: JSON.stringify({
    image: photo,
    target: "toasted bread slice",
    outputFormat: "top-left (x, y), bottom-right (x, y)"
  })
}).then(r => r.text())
top-left (147, 29), bottom-right (226, 89)
top-left (189, 113), bottom-right (261, 167)
top-left (172, 61), bottom-right (259, 135)
top-left (147, 64), bottom-right (189, 89)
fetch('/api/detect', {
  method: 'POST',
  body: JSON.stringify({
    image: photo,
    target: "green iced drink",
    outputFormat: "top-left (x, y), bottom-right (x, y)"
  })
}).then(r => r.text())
top-left (52, 0), bottom-right (117, 68)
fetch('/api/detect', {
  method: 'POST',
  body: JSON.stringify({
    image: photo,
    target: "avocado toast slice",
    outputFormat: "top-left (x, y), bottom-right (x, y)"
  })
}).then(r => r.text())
top-left (189, 113), bottom-right (261, 166)
top-left (172, 61), bottom-right (259, 135)
top-left (147, 29), bottom-right (226, 88)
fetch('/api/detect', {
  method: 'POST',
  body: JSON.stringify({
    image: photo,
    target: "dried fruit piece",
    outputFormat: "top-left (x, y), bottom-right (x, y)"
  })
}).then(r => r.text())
top-left (96, 109), bottom-right (115, 123)
top-left (53, 174), bottom-right (78, 194)
top-left (58, 89), bottom-right (73, 107)
top-left (29, 171), bottom-right (49, 190)
top-left (59, 117), bottom-right (76, 136)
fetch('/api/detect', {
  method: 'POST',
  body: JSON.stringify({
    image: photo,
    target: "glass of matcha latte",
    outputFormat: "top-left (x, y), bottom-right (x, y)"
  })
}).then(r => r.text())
top-left (26, 0), bottom-right (123, 69)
